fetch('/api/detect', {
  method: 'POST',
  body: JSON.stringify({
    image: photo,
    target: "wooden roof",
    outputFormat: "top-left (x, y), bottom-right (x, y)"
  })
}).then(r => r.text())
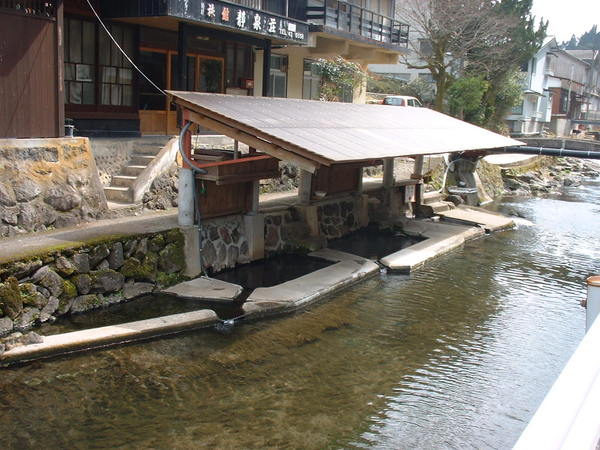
top-left (169, 91), bottom-right (523, 172)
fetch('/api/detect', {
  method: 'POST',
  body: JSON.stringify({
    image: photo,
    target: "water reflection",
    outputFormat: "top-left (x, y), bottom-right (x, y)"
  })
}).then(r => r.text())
top-left (1, 179), bottom-right (599, 449)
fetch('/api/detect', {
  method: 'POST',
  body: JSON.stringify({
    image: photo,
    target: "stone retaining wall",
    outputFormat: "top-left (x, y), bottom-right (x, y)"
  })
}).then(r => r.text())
top-left (317, 198), bottom-right (360, 239)
top-left (0, 229), bottom-right (186, 337)
top-left (0, 138), bottom-right (107, 238)
top-left (200, 215), bottom-right (251, 273)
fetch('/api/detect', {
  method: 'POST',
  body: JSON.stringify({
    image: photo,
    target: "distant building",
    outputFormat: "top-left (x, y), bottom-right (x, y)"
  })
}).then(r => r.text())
top-left (506, 38), bottom-right (600, 137)
top-left (367, 0), bottom-right (436, 94)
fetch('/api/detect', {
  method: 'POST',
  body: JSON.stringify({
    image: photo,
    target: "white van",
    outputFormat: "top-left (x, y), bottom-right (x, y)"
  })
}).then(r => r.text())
top-left (382, 95), bottom-right (423, 107)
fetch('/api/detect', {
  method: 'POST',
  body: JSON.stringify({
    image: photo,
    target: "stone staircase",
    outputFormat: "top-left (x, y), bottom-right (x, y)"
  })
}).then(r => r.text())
top-left (104, 142), bottom-right (165, 204)
top-left (103, 135), bottom-right (237, 205)
top-left (422, 191), bottom-right (456, 214)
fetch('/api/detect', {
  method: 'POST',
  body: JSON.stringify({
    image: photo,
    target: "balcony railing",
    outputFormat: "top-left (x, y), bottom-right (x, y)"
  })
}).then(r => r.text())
top-left (306, 0), bottom-right (409, 46)
top-left (0, 0), bottom-right (56, 18)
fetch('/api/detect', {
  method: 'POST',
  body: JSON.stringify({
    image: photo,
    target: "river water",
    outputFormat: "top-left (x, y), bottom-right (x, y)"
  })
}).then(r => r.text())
top-left (1, 178), bottom-right (599, 449)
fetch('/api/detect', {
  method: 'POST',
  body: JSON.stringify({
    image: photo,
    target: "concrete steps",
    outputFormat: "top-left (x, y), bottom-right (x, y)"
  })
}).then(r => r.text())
top-left (104, 145), bottom-right (163, 204)
top-left (427, 201), bottom-right (454, 213)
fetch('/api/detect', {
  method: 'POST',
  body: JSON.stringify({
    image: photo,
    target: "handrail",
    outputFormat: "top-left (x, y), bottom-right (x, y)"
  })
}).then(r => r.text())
top-left (513, 310), bottom-right (600, 449)
top-left (306, 0), bottom-right (409, 46)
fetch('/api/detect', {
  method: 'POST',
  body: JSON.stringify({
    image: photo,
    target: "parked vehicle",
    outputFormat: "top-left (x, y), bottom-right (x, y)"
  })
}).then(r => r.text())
top-left (382, 95), bottom-right (423, 107)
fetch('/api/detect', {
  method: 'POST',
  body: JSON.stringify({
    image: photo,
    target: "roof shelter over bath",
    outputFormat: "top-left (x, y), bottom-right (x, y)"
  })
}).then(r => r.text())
top-left (168, 92), bottom-right (524, 222)
top-left (168, 91), bottom-right (523, 173)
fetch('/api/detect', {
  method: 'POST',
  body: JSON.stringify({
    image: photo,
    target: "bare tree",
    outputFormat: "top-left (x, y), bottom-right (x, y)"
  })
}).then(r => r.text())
top-left (397, 0), bottom-right (516, 111)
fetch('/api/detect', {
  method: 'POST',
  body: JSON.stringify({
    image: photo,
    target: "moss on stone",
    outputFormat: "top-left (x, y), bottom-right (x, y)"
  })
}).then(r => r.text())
top-left (155, 271), bottom-right (184, 288)
top-left (61, 280), bottom-right (77, 300)
top-left (165, 228), bottom-right (185, 246)
top-left (0, 276), bottom-right (23, 319)
top-left (149, 234), bottom-right (165, 252)
top-left (158, 243), bottom-right (185, 273)
top-left (19, 283), bottom-right (41, 307)
top-left (119, 253), bottom-right (158, 282)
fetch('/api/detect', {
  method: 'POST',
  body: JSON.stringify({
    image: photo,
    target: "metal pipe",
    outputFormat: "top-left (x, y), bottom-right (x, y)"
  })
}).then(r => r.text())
top-left (500, 146), bottom-right (600, 160)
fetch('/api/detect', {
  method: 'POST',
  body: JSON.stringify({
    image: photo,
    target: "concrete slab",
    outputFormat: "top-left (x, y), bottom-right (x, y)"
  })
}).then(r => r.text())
top-left (483, 153), bottom-right (540, 168)
top-left (380, 220), bottom-right (485, 273)
top-left (242, 249), bottom-right (379, 319)
top-left (0, 309), bottom-right (218, 366)
top-left (162, 277), bottom-right (243, 302)
top-left (438, 205), bottom-right (515, 232)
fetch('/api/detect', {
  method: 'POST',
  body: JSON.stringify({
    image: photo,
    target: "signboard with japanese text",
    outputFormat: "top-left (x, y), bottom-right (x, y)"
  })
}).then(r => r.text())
top-left (169, 0), bottom-right (308, 44)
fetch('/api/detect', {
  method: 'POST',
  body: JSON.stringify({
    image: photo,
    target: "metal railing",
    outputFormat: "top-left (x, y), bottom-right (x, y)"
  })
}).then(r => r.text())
top-left (306, 0), bottom-right (409, 46)
top-left (0, 0), bottom-right (56, 18)
top-left (514, 279), bottom-right (600, 450)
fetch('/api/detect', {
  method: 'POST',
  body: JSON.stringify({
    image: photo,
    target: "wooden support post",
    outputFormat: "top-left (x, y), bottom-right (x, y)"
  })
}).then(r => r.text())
top-left (298, 169), bottom-right (312, 205)
top-left (262, 40), bottom-right (271, 97)
top-left (177, 23), bottom-right (189, 91)
top-left (56, 1), bottom-right (65, 137)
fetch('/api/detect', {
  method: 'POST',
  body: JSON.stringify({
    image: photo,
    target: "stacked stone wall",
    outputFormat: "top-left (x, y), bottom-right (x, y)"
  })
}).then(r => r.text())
top-left (0, 229), bottom-right (186, 338)
top-left (200, 215), bottom-right (251, 273)
top-left (0, 138), bottom-right (107, 238)
top-left (317, 198), bottom-right (360, 239)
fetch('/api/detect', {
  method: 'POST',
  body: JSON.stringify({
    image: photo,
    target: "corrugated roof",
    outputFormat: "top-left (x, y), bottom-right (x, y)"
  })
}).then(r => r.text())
top-left (168, 91), bottom-right (523, 165)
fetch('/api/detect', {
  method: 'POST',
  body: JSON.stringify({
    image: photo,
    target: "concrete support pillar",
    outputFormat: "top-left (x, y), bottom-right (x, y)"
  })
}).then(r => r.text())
top-left (412, 155), bottom-right (426, 205)
top-left (244, 214), bottom-right (265, 261)
top-left (357, 194), bottom-right (370, 228)
top-left (181, 226), bottom-right (202, 278)
top-left (178, 168), bottom-right (195, 226)
top-left (249, 180), bottom-right (260, 215)
top-left (297, 205), bottom-right (320, 237)
top-left (412, 155), bottom-right (425, 178)
top-left (298, 169), bottom-right (312, 205)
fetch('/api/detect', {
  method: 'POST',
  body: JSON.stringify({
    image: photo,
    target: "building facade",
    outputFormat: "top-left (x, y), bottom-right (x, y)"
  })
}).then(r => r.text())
top-left (1, 0), bottom-right (409, 139)
top-left (507, 38), bottom-right (600, 137)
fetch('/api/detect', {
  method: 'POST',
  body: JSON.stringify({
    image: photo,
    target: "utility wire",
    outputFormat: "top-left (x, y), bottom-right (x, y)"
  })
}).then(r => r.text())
top-left (85, 0), bottom-right (167, 97)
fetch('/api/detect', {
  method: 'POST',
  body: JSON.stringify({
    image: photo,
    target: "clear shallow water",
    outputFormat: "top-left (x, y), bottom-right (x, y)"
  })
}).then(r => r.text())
top-left (1, 179), bottom-right (599, 449)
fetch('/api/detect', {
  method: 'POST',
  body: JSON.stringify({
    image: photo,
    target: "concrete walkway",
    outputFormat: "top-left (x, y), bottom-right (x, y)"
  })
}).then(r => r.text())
top-left (243, 248), bottom-right (380, 319)
top-left (437, 205), bottom-right (515, 232)
top-left (380, 220), bottom-right (485, 272)
top-left (0, 210), bottom-right (178, 264)
top-left (0, 309), bottom-right (218, 365)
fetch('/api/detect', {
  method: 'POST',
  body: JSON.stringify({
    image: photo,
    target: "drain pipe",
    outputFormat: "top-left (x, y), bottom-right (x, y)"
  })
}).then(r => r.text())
top-left (500, 146), bottom-right (600, 160)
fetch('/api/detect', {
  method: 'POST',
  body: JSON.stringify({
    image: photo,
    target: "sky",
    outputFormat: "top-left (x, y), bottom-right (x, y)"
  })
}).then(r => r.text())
top-left (531, 0), bottom-right (600, 43)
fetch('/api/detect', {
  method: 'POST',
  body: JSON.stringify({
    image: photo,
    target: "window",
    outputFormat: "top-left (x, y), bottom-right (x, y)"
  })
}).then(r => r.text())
top-left (511, 102), bottom-right (524, 115)
top-left (270, 54), bottom-right (288, 98)
top-left (64, 18), bottom-right (96, 105)
top-left (99, 24), bottom-right (134, 106)
top-left (139, 51), bottom-right (167, 110)
top-left (64, 18), bottom-right (134, 107)
top-left (303, 60), bottom-right (321, 100)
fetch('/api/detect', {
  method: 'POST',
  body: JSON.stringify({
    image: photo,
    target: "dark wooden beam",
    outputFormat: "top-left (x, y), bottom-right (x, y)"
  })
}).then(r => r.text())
top-left (262, 39), bottom-right (271, 97)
